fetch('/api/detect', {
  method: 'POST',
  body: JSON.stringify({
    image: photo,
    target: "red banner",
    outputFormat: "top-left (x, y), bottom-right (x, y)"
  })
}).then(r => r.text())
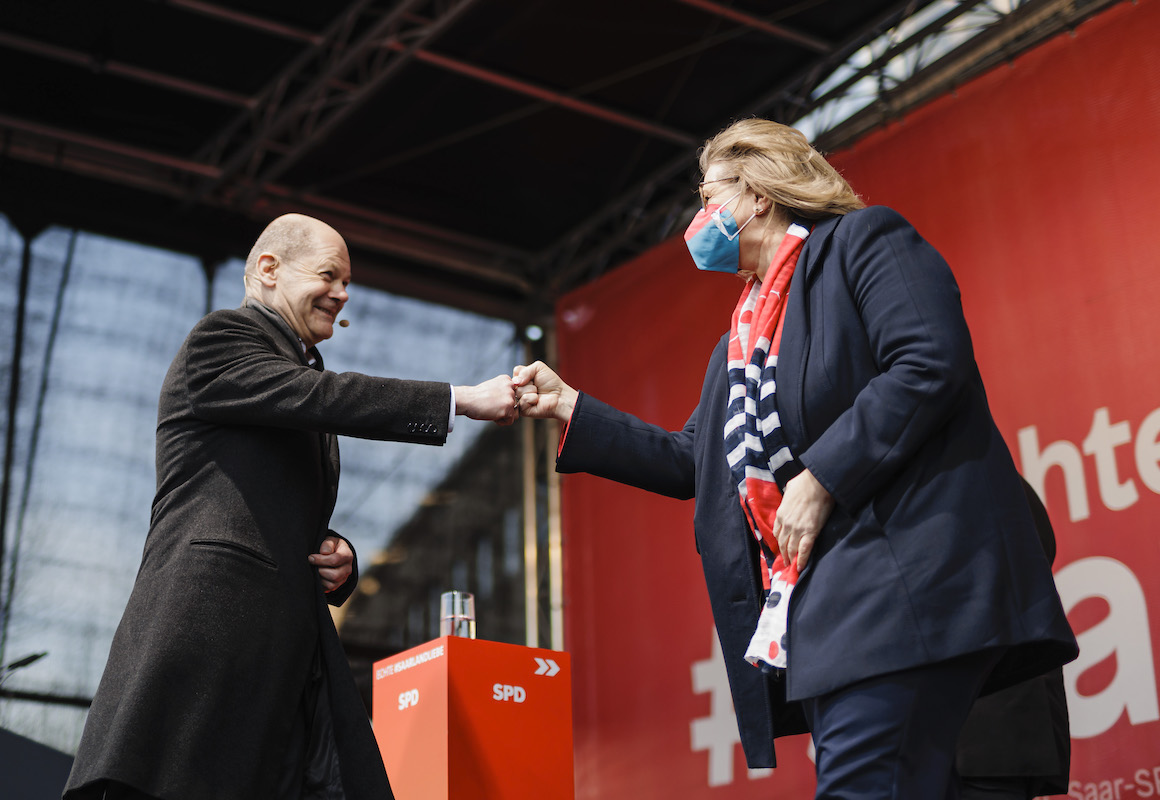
top-left (559, 2), bottom-right (1160, 797)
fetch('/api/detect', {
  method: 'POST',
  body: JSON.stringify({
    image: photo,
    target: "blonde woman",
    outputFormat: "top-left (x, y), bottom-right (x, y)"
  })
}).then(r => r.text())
top-left (516, 119), bottom-right (1076, 798)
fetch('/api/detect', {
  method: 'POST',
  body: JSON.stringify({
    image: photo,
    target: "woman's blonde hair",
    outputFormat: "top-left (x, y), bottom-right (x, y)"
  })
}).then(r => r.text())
top-left (698, 118), bottom-right (864, 219)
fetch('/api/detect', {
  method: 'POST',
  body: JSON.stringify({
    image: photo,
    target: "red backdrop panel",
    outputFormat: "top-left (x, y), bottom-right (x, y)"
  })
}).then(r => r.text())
top-left (559, 2), bottom-right (1160, 797)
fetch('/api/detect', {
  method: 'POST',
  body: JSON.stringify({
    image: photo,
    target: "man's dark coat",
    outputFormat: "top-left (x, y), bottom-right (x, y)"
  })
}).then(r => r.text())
top-left (556, 206), bottom-right (1078, 768)
top-left (65, 303), bottom-right (451, 799)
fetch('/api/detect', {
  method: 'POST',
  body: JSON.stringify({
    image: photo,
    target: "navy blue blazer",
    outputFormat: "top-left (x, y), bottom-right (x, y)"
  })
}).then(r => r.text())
top-left (957, 480), bottom-right (1070, 795)
top-left (557, 206), bottom-right (1078, 768)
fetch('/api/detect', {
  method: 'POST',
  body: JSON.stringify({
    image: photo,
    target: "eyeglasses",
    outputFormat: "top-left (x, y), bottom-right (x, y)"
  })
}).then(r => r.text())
top-left (697, 176), bottom-right (740, 210)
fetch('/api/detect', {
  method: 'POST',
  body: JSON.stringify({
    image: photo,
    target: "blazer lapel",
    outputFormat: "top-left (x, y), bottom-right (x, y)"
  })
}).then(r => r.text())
top-left (779, 215), bottom-right (841, 453)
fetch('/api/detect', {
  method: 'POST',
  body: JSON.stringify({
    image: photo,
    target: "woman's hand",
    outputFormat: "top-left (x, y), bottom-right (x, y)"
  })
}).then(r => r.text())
top-left (512, 361), bottom-right (578, 422)
top-left (773, 469), bottom-right (835, 570)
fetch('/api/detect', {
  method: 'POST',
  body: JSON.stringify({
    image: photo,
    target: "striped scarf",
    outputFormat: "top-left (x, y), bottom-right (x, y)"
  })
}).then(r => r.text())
top-left (723, 221), bottom-right (811, 672)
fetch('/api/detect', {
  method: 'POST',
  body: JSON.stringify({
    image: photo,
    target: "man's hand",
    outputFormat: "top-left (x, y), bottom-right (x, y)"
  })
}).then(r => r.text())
top-left (310, 535), bottom-right (354, 593)
top-left (513, 361), bottom-right (577, 422)
top-left (453, 375), bottom-right (519, 425)
top-left (773, 469), bottom-right (835, 571)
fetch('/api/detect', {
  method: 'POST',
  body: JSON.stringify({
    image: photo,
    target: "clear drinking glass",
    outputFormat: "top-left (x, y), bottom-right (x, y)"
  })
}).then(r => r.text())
top-left (439, 590), bottom-right (476, 638)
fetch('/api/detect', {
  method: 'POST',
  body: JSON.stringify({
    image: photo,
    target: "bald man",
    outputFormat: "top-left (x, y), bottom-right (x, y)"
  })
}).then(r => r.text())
top-left (65, 215), bottom-right (517, 800)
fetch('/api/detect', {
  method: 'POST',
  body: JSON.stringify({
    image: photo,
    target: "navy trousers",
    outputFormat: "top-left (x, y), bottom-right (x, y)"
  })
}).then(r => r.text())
top-left (802, 649), bottom-right (1003, 800)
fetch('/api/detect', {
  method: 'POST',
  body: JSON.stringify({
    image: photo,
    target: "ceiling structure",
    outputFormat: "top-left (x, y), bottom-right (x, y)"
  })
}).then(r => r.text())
top-left (0, 0), bottom-right (1118, 323)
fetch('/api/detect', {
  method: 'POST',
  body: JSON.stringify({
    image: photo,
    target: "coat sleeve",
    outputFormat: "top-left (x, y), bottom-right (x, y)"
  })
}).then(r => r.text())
top-left (798, 207), bottom-right (977, 511)
top-left (184, 310), bottom-right (451, 445)
top-left (556, 392), bottom-right (697, 500)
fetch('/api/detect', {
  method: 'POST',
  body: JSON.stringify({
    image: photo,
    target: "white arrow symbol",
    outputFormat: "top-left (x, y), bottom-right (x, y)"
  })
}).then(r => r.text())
top-left (534, 657), bottom-right (560, 677)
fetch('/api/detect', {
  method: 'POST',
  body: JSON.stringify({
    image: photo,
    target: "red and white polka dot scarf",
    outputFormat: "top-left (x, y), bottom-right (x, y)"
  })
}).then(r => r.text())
top-left (722, 221), bottom-right (811, 672)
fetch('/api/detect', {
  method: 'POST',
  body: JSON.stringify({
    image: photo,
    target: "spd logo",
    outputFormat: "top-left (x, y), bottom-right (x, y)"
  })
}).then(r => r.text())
top-left (492, 683), bottom-right (526, 703)
top-left (397, 689), bottom-right (419, 710)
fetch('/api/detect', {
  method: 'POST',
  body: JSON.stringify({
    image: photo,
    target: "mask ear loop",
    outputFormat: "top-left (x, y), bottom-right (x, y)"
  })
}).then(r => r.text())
top-left (710, 189), bottom-right (758, 241)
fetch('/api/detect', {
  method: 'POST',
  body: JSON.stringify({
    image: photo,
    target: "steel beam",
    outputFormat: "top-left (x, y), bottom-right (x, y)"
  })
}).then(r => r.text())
top-left (0, 30), bottom-right (253, 108)
top-left (159, 0), bottom-right (323, 44)
top-left (383, 41), bottom-right (698, 147)
top-left (192, 0), bottom-right (480, 205)
top-left (168, 0), bottom-right (697, 157)
top-left (673, 0), bottom-right (833, 53)
top-left (0, 113), bottom-right (533, 299)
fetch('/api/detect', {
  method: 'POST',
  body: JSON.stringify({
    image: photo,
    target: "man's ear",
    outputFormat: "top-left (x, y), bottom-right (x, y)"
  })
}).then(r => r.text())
top-left (255, 253), bottom-right (279, 288)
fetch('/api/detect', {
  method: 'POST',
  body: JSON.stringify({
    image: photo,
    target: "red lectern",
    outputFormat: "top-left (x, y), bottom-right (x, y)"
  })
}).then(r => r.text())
top-left (372, 637), bottom-right (574, 799)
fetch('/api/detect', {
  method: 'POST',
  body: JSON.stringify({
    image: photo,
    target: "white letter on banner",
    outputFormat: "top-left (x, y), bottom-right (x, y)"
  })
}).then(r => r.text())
top-left (1055, 556), bottom-right (1159, 738)
top-left (1082, 407), bottom-right (1138, 512)
top-left (1134, 407), bottom-right (1160, 495)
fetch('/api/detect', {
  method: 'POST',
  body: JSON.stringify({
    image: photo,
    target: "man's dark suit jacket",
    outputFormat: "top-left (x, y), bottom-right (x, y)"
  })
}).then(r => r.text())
top-left (65, 303), bottom-right (451, 800)
top-left (557, 206), bottom-right (1077, 769)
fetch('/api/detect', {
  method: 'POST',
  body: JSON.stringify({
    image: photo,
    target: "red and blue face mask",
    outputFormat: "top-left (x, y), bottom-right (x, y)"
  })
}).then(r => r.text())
top-left (684, 189), bottom-right (757, 273)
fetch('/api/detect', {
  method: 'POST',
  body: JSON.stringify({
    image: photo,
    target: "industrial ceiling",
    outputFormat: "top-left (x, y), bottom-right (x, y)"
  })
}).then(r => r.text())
top-left (0, 0), bottom-right (1115, 322)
